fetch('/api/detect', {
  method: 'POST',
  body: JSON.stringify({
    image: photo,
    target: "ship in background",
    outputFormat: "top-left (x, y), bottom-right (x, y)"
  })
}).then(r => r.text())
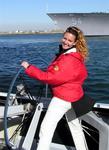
top-left (47, 12), bottom-right (109, 36)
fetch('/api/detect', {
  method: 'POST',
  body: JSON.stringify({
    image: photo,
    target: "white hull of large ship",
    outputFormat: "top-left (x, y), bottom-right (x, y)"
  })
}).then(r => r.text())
top-left (48, 13), bottom-right (109, 36)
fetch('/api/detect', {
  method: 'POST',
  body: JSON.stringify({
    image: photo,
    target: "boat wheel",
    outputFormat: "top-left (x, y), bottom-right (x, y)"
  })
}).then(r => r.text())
top-left (4, 67), bottom-right (37, 150)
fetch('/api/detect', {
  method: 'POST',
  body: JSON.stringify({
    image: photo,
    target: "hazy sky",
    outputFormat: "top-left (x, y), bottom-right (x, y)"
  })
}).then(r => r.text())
top-left (0, 0), bottom-right (109, 32)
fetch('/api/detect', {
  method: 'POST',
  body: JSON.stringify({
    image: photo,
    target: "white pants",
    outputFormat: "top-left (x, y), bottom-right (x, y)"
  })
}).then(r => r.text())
top-left (37, 97), bottom-right (88, 150)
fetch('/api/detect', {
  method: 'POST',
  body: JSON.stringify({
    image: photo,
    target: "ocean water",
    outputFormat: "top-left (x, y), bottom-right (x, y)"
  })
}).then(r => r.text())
top-left (0, 34), bottom-right (109, 103)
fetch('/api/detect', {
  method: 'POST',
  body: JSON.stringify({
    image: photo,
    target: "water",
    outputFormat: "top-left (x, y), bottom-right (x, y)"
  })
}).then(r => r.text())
top-left (0, 34), bottom-right (109, 103)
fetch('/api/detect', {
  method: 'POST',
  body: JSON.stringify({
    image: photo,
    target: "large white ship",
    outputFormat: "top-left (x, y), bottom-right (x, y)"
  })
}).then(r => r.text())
top-left (47, 13), bottom-right (109, 36)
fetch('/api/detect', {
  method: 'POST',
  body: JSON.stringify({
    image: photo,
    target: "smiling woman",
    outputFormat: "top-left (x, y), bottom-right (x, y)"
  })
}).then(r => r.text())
top-left (20, 26), bottom-right (92, 150)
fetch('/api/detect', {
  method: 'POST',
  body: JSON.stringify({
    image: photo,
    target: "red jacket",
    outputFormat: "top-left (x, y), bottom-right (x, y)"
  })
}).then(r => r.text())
top-left (25, 49), bottom-right (88, 102)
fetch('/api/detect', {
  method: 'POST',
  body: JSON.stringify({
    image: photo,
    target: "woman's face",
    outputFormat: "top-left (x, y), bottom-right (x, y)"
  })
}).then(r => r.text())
top-left (61, 32), bottom-right (76, 50)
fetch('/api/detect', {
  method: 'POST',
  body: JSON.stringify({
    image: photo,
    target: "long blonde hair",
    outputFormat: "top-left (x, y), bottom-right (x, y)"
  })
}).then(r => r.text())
top-left (65, 26), bottom-right (89, 60)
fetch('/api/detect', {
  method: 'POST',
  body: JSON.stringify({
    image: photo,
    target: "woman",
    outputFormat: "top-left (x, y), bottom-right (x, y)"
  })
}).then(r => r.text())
top-left (21, 26), bottom-right (89, 150)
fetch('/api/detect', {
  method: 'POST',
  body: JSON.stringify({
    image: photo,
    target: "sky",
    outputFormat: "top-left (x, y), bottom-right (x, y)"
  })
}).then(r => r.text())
top-left (0, 0), bottom-right (109, 32)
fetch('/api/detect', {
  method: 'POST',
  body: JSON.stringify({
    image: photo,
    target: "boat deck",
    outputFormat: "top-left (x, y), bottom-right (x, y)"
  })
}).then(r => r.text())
top-left (0, 92), bottom-right (109, 150)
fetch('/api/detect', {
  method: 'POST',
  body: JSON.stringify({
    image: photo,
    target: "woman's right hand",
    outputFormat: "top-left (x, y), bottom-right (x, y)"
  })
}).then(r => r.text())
top-left (21, 61), bottom-right (30, 69)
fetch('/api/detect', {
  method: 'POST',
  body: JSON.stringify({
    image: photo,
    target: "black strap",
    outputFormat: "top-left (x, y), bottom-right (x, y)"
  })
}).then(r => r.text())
top-left (72, 94), bottom-right (95, 118)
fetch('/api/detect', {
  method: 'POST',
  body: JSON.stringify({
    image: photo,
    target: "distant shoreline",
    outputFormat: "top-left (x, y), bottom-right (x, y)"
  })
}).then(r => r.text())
top-left (0, 32), bottom-right (109, 37)
top-left (0, 30), bottom-right (63, 35)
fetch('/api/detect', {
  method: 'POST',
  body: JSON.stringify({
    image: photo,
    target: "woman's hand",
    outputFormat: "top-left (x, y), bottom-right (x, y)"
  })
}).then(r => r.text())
top-left (21, 61), bottom-right (30, 69)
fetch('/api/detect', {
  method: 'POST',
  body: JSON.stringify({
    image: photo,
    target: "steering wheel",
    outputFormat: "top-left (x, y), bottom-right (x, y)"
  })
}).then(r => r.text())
top-left (4, 67), bottom-right (37, 149)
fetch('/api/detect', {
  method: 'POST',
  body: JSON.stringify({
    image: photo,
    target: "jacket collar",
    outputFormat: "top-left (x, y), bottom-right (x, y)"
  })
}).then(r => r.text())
top-left (55, 45), bottom-right (76, 59)
top-left (64, 47), bottom-right (76, 54)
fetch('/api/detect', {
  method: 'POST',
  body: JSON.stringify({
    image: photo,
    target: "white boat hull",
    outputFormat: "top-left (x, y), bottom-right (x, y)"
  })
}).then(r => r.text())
top-left (0, 92), bottom-right (109, 150)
